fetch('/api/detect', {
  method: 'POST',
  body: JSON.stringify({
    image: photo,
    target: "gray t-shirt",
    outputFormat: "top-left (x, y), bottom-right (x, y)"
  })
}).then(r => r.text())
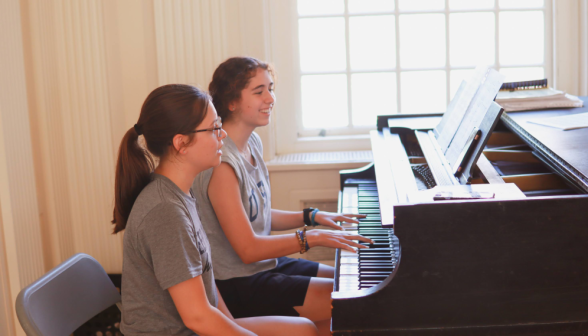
top-left (194, 132), bottom-right (276, 280)
top-left (121, 174), bottom-right (217, 336)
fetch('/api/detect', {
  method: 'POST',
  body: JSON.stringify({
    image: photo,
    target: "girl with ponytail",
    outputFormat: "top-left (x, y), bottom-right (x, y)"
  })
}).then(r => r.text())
top-left (113, 84), bottom-right (317, 336)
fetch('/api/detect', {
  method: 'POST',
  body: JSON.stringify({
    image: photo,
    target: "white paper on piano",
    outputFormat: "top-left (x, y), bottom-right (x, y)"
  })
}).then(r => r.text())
top-left (527, 112), bottom-right (588, 131)
top-left (435, 65), bottom-right (491, 150)
top-left (407, 183), bottom-right (526, 204)
top-left (444, 69), bottom-right (505, 167)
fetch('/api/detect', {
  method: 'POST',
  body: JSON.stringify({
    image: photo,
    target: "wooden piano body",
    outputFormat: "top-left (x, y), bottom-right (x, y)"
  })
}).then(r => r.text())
top-left (331, 98), bottom-right (588, 335)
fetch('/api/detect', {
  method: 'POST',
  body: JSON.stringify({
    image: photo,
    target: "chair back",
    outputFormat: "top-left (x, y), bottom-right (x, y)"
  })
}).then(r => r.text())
top-left (15, 253), bottom-right (121, 336)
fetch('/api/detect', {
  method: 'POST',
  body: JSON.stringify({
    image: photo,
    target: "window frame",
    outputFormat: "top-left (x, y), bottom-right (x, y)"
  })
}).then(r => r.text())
top-left (268, 0), bottom-right (555, 155)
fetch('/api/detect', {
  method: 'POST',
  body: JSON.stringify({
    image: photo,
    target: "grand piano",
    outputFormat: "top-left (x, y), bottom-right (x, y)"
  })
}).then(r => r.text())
top-left (331, 97), bottom-right (588, 335)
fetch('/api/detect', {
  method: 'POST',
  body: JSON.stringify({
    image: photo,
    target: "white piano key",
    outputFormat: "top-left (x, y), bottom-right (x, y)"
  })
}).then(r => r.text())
top-left (339, 285), bottom-right (360, 290)
top-left (340, 258), bottom-right (359, 264)
top-left (341, 223), bottom-right (358, 230)
top-left (341, 250), bottom-right (358, 257)
top-left (342, 187), bottom-right (359, 209)
top-left (339, 280), bottom-right (360, 286)
top-left (339, 274), bottom-right (358, 279)
top-left (340, 264), bottom-right (359, 271)
top-left (342, 207), bottom-right (359, 213)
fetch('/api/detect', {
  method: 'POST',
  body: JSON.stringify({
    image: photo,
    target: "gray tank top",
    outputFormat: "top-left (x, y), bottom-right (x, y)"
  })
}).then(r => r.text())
top-left (193, 132), bottom-right (276, 280)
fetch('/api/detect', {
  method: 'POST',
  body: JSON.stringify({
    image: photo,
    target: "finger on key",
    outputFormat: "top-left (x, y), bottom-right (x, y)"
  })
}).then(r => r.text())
top-left (345, 234), bottom-right (375, 245)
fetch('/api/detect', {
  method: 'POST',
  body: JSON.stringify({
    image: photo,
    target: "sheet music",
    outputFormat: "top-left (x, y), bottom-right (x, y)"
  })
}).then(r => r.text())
top-left (435, 65), bottom-right (490, 151)
top-left (528, 112), bottom-right (588, 130)
top-left (445, 69), bottom-right (505, 166)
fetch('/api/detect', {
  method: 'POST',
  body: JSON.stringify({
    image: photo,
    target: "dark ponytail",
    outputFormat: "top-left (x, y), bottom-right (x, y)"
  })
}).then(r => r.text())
top-left (112, 84), bottom-right (210, 233)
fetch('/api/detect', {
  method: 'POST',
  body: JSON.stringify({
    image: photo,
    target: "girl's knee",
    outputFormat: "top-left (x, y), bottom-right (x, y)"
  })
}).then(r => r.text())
top-left (296, 317), bottom-right (319, 336)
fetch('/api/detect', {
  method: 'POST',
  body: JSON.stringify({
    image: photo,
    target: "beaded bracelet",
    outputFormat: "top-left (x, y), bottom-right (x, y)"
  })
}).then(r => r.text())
top-left (295, 228), bottom-right (310, 254)
top-left (295, 230), bottom-right (306, 254)
top-left (303, 227), bottom-right (310, 251)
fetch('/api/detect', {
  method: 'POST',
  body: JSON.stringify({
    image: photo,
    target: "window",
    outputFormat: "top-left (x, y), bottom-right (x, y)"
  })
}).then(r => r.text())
top-left (269, 0), bottom-right (552, 153)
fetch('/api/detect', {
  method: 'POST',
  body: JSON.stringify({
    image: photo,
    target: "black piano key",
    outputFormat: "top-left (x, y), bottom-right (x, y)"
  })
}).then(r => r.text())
top-left (358, 228), bottom-right (388, 233)
top-left (363, 240), bottom-right (391, 245)
top-left (359, 253), bottom-right (392, 257)
top-left (358, 232), bottom-right (389, 237)
top-left (359, 266), bottom-right (394, 272)
top-left (359, 281), bottom-right (382, 286)
top-left (359, 255), bottom-right (392, 261)
top-left (359, 247), bottom-right (391, 251)
top-left (359, 252), bottom-right (392, 256)
top-left (359, 263), bottom-right (395, 267)
top-left (359, 274), bottom-right (389, 281)
top-left (359, 270), bottom-right (392, 275)
top-left (362, 244), bottom-right (390, 249)
top-left (358, 247), bottom-right (392, 253)
top-left (359, 262), bottom-right (395, 267)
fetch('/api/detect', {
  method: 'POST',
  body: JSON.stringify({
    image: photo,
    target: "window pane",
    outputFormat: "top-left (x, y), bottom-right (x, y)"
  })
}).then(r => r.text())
top-left (449, 0), bottom-right (494, 10)
top-left (401, 71), bottom-right (446, 113)
top-left (450, 69), bottom-right (475, 100)
top-left (450, 12), bottom-right (495, 67)
top-left (499, 0), bottom-right (543, 9)
top-left (350, 16), bottom-right (396, 71)
top-left (399, 0), bottom-right (444, 11)
top-left (349, 0), bottom-right (395, 14)
top-left (299, 18), bottom-right (347, 72)
top-left (298, 0), bottom-right (344, 16)
top-left (499, 67), bottom-right (545, 82)
top-left (351, 73), bottom-right (397, 126)
top-left (301, 75), bottom-right (349, 128)
top-left (499, 11), bottom-right (544, 65)
top-left (399, 14), bottom-right (446, 68)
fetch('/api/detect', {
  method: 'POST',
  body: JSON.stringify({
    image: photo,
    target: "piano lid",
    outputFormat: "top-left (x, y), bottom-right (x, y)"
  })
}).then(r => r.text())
top-left (502, 96), bottom-right (588, 192)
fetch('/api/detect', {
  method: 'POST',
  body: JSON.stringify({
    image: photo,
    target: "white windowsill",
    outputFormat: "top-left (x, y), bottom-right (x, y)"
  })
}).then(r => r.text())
top-left (266, 150), bottom-right (373, 172)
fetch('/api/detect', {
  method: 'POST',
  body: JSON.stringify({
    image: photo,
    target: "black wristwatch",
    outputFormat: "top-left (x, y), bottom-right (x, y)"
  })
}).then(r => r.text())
top-left (303, 207), bottom-right (314, 226)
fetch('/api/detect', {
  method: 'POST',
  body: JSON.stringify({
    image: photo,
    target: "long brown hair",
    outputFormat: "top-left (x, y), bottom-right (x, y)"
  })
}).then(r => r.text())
top-left (112, 84), bottom-right (209, 233)
top-left (208, 56), bottom-right (274, 122)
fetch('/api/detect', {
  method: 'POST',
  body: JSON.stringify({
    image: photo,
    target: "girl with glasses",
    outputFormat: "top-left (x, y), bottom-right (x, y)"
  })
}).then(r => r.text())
top-left (193, 57), bottom-right (372, 336)
top-left (113, 84), bottom-right (317, 336)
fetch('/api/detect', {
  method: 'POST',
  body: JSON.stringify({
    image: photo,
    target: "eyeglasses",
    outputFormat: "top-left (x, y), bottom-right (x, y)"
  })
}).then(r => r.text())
top-left (190, 117), bottom-right (222, 138)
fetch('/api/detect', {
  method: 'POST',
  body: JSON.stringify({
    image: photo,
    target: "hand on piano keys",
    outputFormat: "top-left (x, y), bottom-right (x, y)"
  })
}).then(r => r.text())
top-left (312, 211), bottom-right (367, 231)
top-left (306, 229), bottom-right (374, 253)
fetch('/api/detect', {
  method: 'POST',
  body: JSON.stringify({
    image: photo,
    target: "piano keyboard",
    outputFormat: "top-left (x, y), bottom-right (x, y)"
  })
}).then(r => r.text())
top-left (338, 179), bottom-right (400, 291)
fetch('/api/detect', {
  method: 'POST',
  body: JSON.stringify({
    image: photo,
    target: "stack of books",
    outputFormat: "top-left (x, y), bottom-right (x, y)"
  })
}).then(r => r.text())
top-left (495, 79), bottom-right (583, 112)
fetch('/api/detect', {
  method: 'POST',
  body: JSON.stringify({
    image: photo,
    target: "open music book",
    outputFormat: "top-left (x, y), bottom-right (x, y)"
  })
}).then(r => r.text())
top-left (433, 65), bottom-right (506, 184)
top-left (384, 66), bottom-right (507, 185)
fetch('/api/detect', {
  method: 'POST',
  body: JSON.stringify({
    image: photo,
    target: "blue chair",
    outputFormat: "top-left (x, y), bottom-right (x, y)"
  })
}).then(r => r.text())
top-left (15, 253), bottom-right (121, 336)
